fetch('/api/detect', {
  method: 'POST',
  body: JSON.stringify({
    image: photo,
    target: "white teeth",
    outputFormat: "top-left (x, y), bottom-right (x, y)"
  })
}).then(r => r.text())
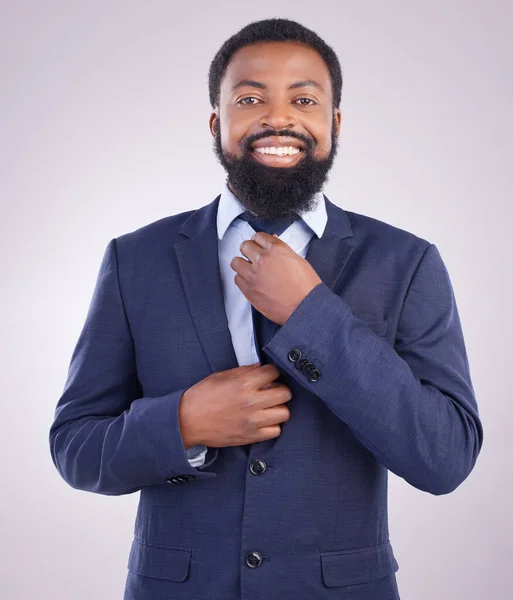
top-left (254, 146), bottom-right (301, 156)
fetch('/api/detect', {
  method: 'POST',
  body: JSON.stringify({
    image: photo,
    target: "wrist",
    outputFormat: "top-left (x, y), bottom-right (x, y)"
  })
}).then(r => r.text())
top-left (178, 390), bottom-right (199, 449)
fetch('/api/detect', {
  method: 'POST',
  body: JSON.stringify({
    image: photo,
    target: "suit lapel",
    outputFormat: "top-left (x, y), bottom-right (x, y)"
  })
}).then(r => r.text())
top-left (174, 195), bottom-right (239, 376)
top-left (304, 195), bottom-right (355, 295)
top-left (174, 193), bottom-right (355, 377)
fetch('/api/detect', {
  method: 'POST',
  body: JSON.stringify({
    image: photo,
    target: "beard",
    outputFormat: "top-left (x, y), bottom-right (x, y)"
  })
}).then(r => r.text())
top-left (212, 116), bottom-right (339, 220)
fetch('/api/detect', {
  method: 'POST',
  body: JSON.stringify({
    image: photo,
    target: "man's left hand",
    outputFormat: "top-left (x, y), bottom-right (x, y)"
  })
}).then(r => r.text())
top-left (230, 232), bottom-right (322, 326)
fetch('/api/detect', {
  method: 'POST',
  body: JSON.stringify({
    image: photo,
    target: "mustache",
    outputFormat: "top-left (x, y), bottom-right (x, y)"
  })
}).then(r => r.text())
top-left (242, 129), bottom-right (314, 152)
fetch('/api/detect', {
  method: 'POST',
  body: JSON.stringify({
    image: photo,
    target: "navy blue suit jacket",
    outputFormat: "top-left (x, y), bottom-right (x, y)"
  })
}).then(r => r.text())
top-left (49, 194), bottom-right (483, 600)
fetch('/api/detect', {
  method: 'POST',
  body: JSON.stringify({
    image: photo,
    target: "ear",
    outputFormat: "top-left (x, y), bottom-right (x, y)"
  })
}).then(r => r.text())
top-left (209, 111), bottom-right (219, 138)
top-left (333, 108), bottom-right (342, 138)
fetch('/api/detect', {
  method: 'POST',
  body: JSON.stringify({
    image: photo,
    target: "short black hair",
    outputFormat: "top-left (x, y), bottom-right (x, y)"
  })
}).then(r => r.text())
top-left (208, 18), bottom-right (343, 109)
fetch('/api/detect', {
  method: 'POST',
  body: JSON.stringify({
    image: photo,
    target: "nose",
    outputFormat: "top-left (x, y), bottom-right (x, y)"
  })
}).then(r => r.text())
top-left (258, 100), bottom-right (298, 130)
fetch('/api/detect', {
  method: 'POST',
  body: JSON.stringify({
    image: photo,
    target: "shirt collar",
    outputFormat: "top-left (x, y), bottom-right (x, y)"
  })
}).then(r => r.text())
top-left (216, 181), bottom-right (328, 240)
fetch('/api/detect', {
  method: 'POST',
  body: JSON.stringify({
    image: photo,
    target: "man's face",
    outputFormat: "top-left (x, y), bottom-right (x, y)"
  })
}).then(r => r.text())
top-left (210, 41), bottom-right (342, 220)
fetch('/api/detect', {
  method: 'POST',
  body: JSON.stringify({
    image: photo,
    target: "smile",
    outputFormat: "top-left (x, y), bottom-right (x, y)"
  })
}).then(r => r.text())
top-left (254, 146), bottom-right (301, 156)
top-left (248, 134), bottom-right (307, 167)
top-left (250, 146), bottom-right (305, 166)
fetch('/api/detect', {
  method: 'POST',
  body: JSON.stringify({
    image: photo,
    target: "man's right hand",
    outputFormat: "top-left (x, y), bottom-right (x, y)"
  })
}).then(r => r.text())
top-left (178, 363), bottom-right (292, 449)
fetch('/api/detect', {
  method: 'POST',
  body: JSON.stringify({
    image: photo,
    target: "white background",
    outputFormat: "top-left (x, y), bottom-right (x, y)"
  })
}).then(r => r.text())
top-left (1, 1), bottom-right (511, 598)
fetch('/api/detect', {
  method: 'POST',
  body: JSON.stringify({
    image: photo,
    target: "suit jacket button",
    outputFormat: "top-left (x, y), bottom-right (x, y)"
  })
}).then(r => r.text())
top-left (295, 357), bottom-right (309, 371)
top-left (166, 477), bottom-right (178, 484)
top-left (308, 369), bottom-right (321, 382)
top-left (288, 349), bottom-right (302, 362)
top-left (249, 459), bottom-right (267, 475)
top-left (301, 362), bottom-right (315, 376)
top-left (246, 551), bottom-right (263, 568)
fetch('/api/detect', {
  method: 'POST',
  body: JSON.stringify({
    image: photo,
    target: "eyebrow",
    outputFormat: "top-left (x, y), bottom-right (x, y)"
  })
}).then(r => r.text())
top-left (231, 79), bottom-right (325, 94)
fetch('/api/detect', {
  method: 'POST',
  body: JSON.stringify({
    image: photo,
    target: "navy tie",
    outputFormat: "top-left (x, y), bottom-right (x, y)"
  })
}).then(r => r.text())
top-left (237, 211), bottom-right (297, 367)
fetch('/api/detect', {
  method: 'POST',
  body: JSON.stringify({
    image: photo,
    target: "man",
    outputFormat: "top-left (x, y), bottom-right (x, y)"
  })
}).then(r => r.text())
top-left (49, 18), bottom-right (483, 600)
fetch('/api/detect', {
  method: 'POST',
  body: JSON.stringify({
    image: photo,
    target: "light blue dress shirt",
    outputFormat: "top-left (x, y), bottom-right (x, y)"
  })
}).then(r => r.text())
top-left (185, 182), bottom-right (328, 466)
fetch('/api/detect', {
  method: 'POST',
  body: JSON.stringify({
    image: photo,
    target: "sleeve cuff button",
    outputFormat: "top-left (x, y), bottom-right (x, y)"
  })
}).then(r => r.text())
top-left (288, 349), bottom-right (302, 362)
top-left (308, 369), bottom-right (321, 382)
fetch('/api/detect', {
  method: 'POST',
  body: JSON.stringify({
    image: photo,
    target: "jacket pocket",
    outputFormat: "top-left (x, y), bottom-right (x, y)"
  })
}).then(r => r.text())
top-left (321, 540), bottom-right (398, 588)
top-left (127, 538), bottom-right (192, 581)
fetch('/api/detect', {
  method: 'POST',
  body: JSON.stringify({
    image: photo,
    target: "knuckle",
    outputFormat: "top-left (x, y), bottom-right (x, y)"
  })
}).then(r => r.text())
top-left (239, 377), bottom-right (252, 392)
top-left (241, 415), bottom-right (256, 433)
top-left (279, 386), bottom-right (292, 401)
top-left (241, 393), bottom-right (254, 409)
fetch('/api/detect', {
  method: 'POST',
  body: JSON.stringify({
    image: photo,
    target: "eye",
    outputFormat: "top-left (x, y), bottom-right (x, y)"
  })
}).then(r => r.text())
top-left (295, 98), bottom-right (316, 106)
top-left (238, 97), bottom-right (260, 105)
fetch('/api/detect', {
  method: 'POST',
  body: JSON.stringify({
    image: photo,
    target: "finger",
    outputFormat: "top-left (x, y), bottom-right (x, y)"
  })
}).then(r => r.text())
top-left (239, 240), bottom-right (260, 263)
top-left (250, 363), bottom-right (281, 386)
top-left (233, 274), bottom-right (251, 303)
top-left (230, 256), bottom-right (252, 278)
top-left (251, 231), bottom-right (273, 248)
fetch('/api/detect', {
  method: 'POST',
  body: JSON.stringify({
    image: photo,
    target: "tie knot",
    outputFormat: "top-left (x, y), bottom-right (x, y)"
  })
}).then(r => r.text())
top-left (238, 211), bottom-right (297, 237)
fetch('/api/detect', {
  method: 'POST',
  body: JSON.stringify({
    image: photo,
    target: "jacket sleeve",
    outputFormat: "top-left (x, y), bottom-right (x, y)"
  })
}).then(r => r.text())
top-left (49, 239), bottom-right (218, 496)
top-left (265, 243), bottom-right (483, 496)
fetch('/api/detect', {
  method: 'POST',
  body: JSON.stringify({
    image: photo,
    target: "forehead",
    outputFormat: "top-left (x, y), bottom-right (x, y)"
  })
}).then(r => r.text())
top-left (221, 41), bottom-right (332, 92)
